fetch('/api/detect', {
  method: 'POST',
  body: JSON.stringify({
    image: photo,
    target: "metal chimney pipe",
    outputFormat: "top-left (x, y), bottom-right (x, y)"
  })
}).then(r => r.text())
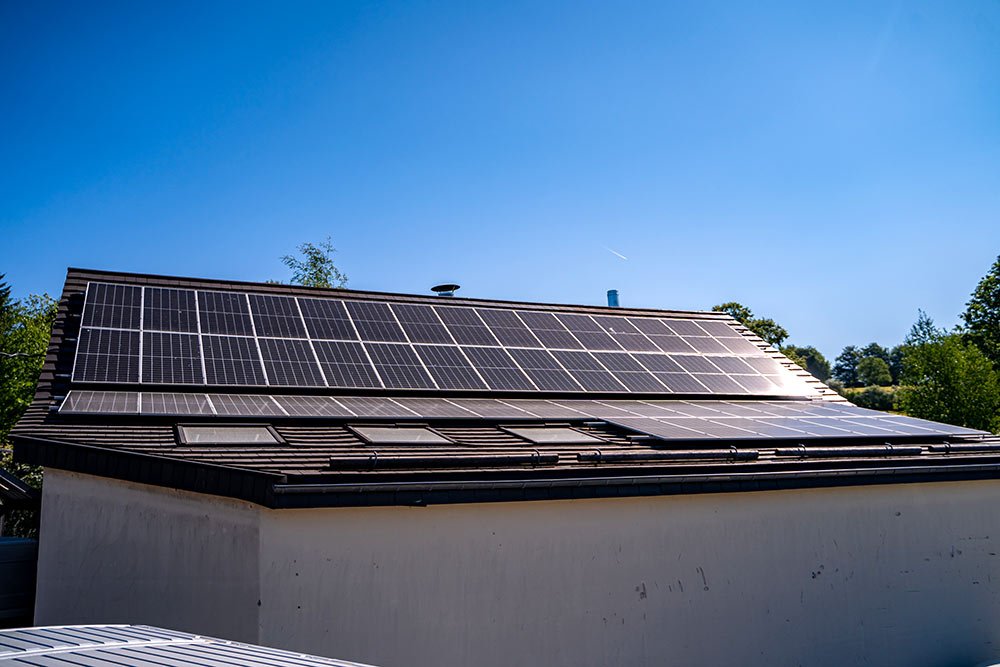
top-left (607, 289), bottom-right (619, 307)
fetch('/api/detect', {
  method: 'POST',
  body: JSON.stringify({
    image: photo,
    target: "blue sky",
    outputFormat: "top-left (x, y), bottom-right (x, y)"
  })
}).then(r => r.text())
top-left (2, 1), bottom-right (999, 360)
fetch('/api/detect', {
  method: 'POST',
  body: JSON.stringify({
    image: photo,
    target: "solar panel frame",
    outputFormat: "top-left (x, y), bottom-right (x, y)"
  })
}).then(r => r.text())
top-left (197, 291), bottom-right (255, 336)
top-left (592, 316), bottom-right (660, 352)
top-left (518, 311), bottom-right (584, 349)
top-left (507, 348), bottom-right (582, 392)
top-left (390, 303), bottom-right (454, 344)
top-left (477, 309), bottom-right (543, 348)
top-left (344, 301), bottom-right (408, 342)
top-left (141, 392), bottom-right (214, 415)
top-left (73, 328), bottom-right (141, 383)
top-left (364, 342), bottom-right (437, 389)
top-left (142, 332), bottom-right (203, 384)
top-left (60, 390), bottom-right (139, 414)
top-left (554, 313), bottom-right (622, 351)
top-left (461, 346), bottom-right (537, 391)
top-left (434, 306), bottom-right (501, 346)
top-left (208, 394), bottom-right (284, 417)
top-left (312, 340), bottom-right (382, 388)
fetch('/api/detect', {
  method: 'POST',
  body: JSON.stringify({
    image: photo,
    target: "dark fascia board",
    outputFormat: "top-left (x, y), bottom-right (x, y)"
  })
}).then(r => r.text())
top-left (13, 432), bottom-right (1000, 509)
top-left (64, 267), bottom-right (737, 320)
top-left (12, 435), bottom-right (286, 507)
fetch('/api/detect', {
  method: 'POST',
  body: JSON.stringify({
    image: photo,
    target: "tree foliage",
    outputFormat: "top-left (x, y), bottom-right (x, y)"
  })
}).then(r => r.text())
top-left (711, 302), bottom-right (788, 348)
top-left (781, 345), bottom-right (830, 381)
top-left (898, 312), bottom-right (1000, 432)
top-left (0, 276), bottom-right (57, 537)
top-left (962, 254), bottom-right (1000, 369)
top-left (857, 356), bottom-right (892, 387)
top-left (832, 346), bottom-right (862, 387)
top-left (280, 236), bottom-right (348, 289)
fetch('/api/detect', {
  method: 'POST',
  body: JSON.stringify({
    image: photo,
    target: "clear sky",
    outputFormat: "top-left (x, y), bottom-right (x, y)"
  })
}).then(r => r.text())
top-left (2, 1), bottom-right (999, 360)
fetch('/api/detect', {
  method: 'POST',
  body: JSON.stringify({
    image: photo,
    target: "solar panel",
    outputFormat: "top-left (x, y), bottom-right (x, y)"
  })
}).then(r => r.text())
top-left (334, 395), bottom-right (418, 418)
top-left (518, 311), bottom-right (583, 349)
top-left (73, 281), bottom-right (821, 397)
top-left (435, 306), bottom-right (500, 346)
top-left (391, 397), bottom-right (479, 418)
top-left (202, 336), bottom-right (266, 385)
top-left (142, 332), bottom-right (203, 384)
top-left (298, 298), bottom-right (357, 340)
top-left (550, 350), bottom-right (627, 392)
top-left (413, 345), bottom-right (487, 390)
top-left (391, 304), bottom-right (453, 344)
top-left (477, 309), bottom-right (542, 348)
top-left (142, 392), bottom-right (213, 415)
top-left (364, 342), bottom-right (436, 389)
top-left (198, 291), bottom-right (254, 336)
top-left (462, 346), bottom-right (536, 391)
top-left (344, 301), bottom-right (407, 342)
top-left (312, 341), bottom-right (382, 388)
top-left (73, 328), bottom-right (140, 383)
top-left (143, 287), bottom-right (198, 333)
top-left (82, 283), bottom-right (141, 329)
top-left (60, 390), bottom-right (138, 414)
top-left (507, 348), bottom-right (581, 391)
top-left (209, 394), bottom-right (282, 416)
top-left (273, 395), bottom-right (354, 417)
top-left (249, 294), bottom-right (307, 338)
top-left (258, 338), bottom-right (325, 387)
top-left (446, 397), bottom-right (537, 418)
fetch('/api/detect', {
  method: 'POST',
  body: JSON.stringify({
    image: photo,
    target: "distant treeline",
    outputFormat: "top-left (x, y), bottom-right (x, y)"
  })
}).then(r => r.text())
top-left (715, 254), bottom-right (1000, 433)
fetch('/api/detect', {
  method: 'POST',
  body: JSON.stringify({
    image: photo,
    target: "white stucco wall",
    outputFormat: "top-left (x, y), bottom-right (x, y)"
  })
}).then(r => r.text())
top-left (36, 468), bottom-right (1000, 667)
top-left (34, 468), bottom-right (262, 643)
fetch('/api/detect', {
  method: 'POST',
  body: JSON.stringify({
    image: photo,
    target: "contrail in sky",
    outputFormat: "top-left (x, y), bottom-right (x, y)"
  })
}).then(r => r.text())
top-left (605, 247), bottom-right (628, 261)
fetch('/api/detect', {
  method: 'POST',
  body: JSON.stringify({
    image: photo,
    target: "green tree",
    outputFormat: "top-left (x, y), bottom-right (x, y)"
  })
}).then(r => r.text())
top-left (711, 302), bottom-right (788, 348)
top-left (280, 236), bottom-right (348, 288)
top-left (888, 345), bottom-right (905, 384)
top-left (898, 312), bottom-right (1000, 432)
top-left (0, 276), bottom-right (58, 537)
top-left (961, 254), bottom-right (1000, 368)
top-left (857, 356), bottom-right (892, 386)
top-left (860, 343), bottom-right (890, 365)
top-left (832, 346), bottom-right (863, 387)
top-left (780, 345), bottom-right (830, 381)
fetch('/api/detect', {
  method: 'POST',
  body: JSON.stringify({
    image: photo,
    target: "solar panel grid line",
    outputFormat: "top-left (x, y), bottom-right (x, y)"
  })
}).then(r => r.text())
top-left (293, 297), bottom-right (331, 389)
top-left (267, 395), bottom-right (290, 416)
top-left (193, 290), bottom-right (209, 385)
top-left (244, 293), bottom-right (271, 386)
top-left (137, 287), bottom-right (145, 383)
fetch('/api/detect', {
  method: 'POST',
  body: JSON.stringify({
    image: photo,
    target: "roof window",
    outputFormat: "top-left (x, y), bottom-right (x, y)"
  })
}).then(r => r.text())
top-left (504, 426), bottom-right (605, 444)
top-left (350, 426), bottom-right (452, 444)
top-left (177, 425), bottom-right (282, 445)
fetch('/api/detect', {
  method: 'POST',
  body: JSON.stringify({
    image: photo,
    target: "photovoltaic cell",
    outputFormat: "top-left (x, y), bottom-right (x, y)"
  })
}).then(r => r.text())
top-left (550, 350), bottom-right (626, 392)
top-left (258, 338), bottom-right (325, 386)
top-left (142, 332), bottom-right (202, 384)
top-left (628, 319), bottom-right (696, 353)
top-left (364, 342), bottom-right (436, 389)
top-left (477, 309), bottom-right (541, 348)
top-left (334, 396), bottom-right (418, 418)
top-left (345, 301), bottom-right (407, 342)
top-left (391, 397), bottom-right (479, 418)
top-left (696, 320), bottom-right (744, 337)
top-left (518, 311), bottom-right (583, 349)
top-left (462, 346), bottom-right (536, 391)
top-left (413, 345), bottom-right (487, 390)
top-left (435, 307), bottom-right (499, 346)
top-left (198, 291), bottom-right (254, 336)
top-left (82, 283), bottom-right (141, 329)
top-left (692, 374), bottom-right (748, 394)
top-left (447, 397), bottom-right (536, 418)
top-left (507, 348), bottom-right (581, 391)
top-left (720, 336), bottom-right (766, 355)
top-left (684, 337), bottom-right (730, 354)
top-left (249, 294), bottom-right (307, 338)
top-left (298, 298), bottom-right (357, 340)
top-left (202, 336), bottom-right (265, 385)
top-left (312, 341), bottom-right (381, 388)
top-left (663, 319), bottom-right (708, 336)
top-left (391, 304), bottom-right (453, 344)
top-left (74, 328), bottom-right (140, 383)
top-left (143, 287), bottom-right (198, 333)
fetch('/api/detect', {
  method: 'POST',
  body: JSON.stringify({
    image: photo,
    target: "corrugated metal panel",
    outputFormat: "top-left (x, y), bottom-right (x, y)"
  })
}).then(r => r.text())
top-left (0, 625), bottom-right (376, 666)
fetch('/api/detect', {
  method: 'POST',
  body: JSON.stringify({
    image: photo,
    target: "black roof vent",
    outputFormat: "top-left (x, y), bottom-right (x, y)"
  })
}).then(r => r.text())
top-left (431, 283), bottom-right (460, 297)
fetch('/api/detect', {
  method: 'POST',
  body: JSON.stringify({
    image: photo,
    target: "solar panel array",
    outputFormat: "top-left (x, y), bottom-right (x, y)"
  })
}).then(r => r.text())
top-left (59, 390), bottom-right (986, 441)
top-left (73, 282), bottom-right (817, 396)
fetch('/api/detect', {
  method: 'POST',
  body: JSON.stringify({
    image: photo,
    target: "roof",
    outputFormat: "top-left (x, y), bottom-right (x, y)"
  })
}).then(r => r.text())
top-left (10, 268), bottom-right (1000, 508)
top-left (0, 468), bottom-right (38, 513)
top-left (0, 625), bottom-right (374, 666)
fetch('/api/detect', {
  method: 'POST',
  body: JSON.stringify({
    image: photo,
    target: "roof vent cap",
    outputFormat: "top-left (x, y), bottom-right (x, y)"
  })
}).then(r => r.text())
top-left (431, 283), bottom-right (460, 297)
